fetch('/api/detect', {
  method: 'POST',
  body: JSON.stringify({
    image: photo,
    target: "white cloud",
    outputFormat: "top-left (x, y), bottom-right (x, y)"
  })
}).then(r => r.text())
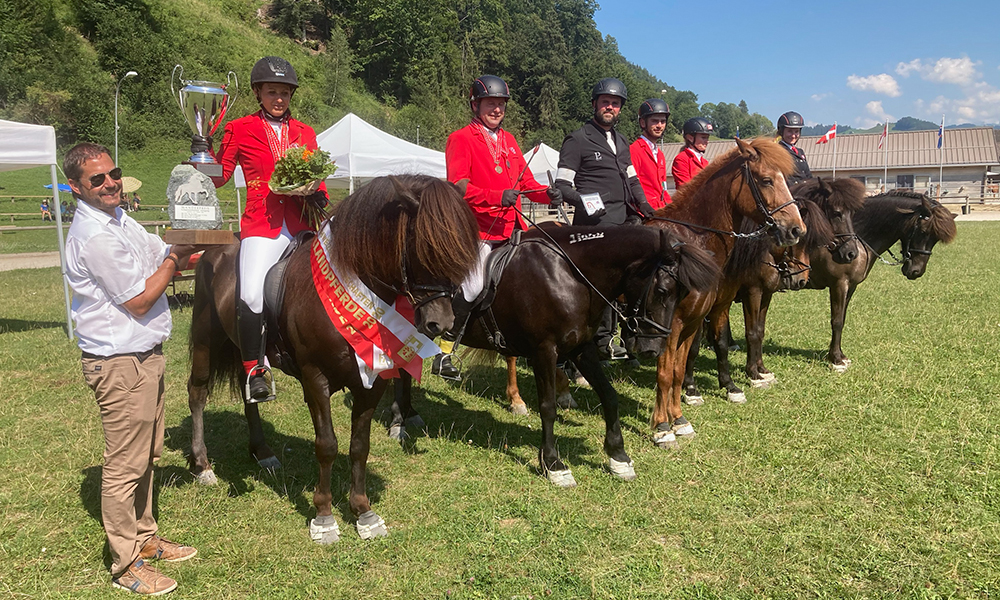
top-left (846, 73), bottom-right (901, 97)
top-left (927, 83), bottom-right (1000, 123)
top-left (855, 117), bottom-right (881, 129)
top-left (866, 100), bottom-right (894, 122)
top-left (894, 56), bottom-right (980, 85)
top-left (810, 93), bottom-right (830, 101)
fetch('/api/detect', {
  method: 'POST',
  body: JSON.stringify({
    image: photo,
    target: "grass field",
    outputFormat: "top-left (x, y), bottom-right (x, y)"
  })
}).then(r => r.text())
top-left (1, 222), bottom-right (998, 599)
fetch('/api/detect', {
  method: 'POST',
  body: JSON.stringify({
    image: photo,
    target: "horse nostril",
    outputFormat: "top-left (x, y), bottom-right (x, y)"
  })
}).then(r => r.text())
top-left (790, 227), bottom-right (802, 241)
top-left (425, 322), bottom-right (441, 338)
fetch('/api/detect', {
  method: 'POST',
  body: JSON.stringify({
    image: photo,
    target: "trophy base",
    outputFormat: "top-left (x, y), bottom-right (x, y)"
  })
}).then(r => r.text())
top-left (183, 159), bottom-right (223, 178)
top-left (164, 229), bottom-right (237, 245)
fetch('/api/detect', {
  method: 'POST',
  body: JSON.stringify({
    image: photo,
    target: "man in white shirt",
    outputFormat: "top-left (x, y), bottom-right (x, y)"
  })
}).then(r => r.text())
top-left (64, 143), bottom-right (198, 596)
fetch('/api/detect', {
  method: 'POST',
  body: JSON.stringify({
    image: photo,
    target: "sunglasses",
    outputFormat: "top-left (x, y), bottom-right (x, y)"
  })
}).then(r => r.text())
top-left (87, 167), bottom-right (123, 188)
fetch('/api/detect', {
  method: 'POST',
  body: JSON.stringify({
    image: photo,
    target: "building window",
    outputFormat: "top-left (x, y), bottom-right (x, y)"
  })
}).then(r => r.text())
top-left (865, 176), bottom-right (882, 191)
top-left (914, 176), bottom-right (930, 189)
top-left (896, 174), bottom-right (914, 189)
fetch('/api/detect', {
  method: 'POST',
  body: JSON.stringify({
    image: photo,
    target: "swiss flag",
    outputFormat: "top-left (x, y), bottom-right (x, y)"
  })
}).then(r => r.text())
top-left (816, 124), bottom-right (837, 144)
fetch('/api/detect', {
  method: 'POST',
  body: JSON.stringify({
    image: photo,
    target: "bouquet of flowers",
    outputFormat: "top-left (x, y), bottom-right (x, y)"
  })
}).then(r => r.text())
top-left (268, 146), bottom-right (338, 195)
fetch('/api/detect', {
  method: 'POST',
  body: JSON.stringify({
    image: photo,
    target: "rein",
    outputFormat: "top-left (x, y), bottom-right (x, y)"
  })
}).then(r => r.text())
top-left (867, 221), bottom-right (933, 267)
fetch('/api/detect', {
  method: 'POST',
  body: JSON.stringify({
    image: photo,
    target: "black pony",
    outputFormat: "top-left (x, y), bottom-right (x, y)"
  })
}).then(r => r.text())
top-left (391, 223), bottom-right (720, 486)
top-left (806, 190), bottom-right (956, 370)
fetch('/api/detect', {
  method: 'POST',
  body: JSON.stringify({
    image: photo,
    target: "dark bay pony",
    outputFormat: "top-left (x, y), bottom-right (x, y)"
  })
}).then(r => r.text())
top-left (680, 197), bottom-right (832, 405)
top-left (391, 223), bottom-right (720, 486)
top-left (805, 190), bottom-right (956, 371)
top-left (186, 175), bottom-right (480, 542)
top-left (642, 137), bottom-right (806, 447)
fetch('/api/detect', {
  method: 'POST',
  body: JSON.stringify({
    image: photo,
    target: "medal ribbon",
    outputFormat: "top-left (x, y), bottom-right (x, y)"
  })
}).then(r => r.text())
top-left (260, 111), bottom-right (290, 162)
top-left (472, 119), bottom-right (506, 173)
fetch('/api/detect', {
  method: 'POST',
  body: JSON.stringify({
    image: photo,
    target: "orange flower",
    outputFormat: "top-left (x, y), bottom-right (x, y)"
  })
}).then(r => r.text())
top-left (302, 148), bottom-right (313, 160)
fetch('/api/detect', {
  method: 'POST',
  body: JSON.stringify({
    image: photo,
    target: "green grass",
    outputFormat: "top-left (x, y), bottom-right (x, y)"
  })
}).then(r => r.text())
top-left (1, 223), bottom-right (999, 598)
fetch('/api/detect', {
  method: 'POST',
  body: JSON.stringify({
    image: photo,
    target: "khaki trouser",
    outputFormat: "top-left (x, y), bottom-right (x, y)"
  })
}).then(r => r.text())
top-left (82, 352), bottom-right (165, 577)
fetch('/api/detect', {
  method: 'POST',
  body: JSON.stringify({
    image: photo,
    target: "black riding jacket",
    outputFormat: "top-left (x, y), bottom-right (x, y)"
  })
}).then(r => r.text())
top-left (555, 120), bottom-right (654, 226)
top-left (779, 140), bottom-right (812, 186)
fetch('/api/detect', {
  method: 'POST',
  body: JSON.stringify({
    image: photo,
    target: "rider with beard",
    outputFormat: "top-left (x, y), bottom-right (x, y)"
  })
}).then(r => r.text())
top-left (433, 74), bottom-right (564, 381)
top-left (671, 117), bottom-right (714, 188)
top-left (554, 77), bottom-right (654, 362)
top-left (629, 98), bottom-right (672, 210)
top-left (776, 111), bottom-right (812, 186)
top-left (209, 56), bottom-right (329, 403)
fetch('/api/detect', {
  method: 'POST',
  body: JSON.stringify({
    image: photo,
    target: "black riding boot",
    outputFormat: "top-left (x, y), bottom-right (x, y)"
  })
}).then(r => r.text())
top-left (237, 300), bottom-right (273, 403)
top-left (432, 296), bottom-right (474, 381)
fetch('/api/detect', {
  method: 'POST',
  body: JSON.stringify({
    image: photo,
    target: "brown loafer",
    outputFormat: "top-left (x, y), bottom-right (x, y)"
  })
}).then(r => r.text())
top-left (112, 558), bottom-right (177, 596)
top-left (140, 535), bottom-right (197, 563)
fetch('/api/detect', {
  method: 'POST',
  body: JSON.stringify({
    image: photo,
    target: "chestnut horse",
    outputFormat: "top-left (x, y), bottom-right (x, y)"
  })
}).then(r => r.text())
top-left (389, 223), bottom-right (720, 486)
top-left (186, 175), bottom-right (480, 542)
top-left (640, 137), bottom-right (806, 447)
top-left (805, 190), bottom-right (956, 371)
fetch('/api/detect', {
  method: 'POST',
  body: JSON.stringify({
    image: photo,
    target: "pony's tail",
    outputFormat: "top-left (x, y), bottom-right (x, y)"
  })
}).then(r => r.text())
top-left (412, 178), bottom-right (480, 284)
top-left (675, 243), bottom-right (721, 294)
top-left (188, 255), bottom-right (244, 401)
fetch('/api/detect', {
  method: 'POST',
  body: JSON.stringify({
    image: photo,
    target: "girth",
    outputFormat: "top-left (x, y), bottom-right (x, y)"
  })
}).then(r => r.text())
top-left (469, 229), bottom-right (524, 313)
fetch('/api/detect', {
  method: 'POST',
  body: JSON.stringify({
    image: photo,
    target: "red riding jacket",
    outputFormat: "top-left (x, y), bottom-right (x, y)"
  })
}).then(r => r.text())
top-left (629, 137), bottom-right (671, 210)
top-left (445, 122), bottom-right (549, 241)
top-left (671, 146), bottom-right (709, 189)
top-left (212, 110), bottom-right (328, 238)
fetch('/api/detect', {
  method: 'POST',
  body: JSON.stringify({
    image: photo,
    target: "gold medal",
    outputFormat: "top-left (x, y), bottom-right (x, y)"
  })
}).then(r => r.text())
top-left (495, 164), bottom-right (503, 174)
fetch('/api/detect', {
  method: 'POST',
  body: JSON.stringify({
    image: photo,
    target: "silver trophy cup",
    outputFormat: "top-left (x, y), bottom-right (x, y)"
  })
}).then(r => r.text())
top-left (171, 65), bottom-right (238, 176)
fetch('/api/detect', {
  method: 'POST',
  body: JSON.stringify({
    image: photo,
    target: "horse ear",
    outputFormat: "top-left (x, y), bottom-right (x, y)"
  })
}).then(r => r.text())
top-left (921, 195), bottom-right (934, 213)
top-left (388, 176), bottom-right (419, 213)
top-left (735, 137), bottom-right (755, 159)
top-left (817, 177), bottom-right (831, 194)
top-left (453, 178), bottom-right (470, 197)
top-left (659, 229), bottom-right (680, 263)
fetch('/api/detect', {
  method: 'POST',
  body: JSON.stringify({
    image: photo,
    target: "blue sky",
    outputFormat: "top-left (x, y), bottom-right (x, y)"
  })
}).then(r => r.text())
top-left (594, 0), bottom-right (1000, 127)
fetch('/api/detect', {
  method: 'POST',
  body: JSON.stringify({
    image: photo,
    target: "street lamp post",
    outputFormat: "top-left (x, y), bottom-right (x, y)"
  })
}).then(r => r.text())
top-left (114, 70), bottom-right (138, 166)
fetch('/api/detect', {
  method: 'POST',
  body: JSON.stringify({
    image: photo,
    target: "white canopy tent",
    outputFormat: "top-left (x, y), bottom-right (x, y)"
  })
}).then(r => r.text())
top-left (233, 113), bottom-right (446, 197)
top-left (525, 142), bottom-right (560, 184)
top-left (0, 119), bottom-right (73, 339)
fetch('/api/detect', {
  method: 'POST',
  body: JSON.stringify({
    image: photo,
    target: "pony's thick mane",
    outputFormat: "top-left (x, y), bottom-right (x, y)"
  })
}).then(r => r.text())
top-left (791, 177), bottom-right (866, 213)
top-left (856, 191), bottom-right (957, 244)
top-left (725, 199), bottom-right (832, 276)
top-left (327, 175), bottom-right (480, 285)
top-left (666, 138), bottom-right (796, 209)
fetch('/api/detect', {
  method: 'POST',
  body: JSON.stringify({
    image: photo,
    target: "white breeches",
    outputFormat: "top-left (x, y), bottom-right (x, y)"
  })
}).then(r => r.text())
top-left (239, 222), bottom-right (293, 313)
top-left (459, 242), bottom-right (492, 303)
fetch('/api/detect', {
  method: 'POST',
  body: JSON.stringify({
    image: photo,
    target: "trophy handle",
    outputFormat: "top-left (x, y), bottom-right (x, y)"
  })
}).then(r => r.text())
top-left (226, 71), bottom-right (239, 109)
top-left (171, 64), bottom-right (184, 112)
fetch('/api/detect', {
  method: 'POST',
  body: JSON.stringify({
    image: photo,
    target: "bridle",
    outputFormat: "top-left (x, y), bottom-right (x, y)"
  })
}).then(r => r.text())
top-left (764, 246), bottom-right (810, 286)
top-left (877, 215), bottom-right (934, 266)
top-left (623, 261), bottom-right (677, 338)
top-left (369, 230), bottom-right (454, 312)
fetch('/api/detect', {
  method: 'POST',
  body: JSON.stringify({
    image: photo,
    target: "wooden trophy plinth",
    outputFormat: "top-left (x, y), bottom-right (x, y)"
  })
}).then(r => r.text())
top-left (164, 228), bottom-right (237, 245)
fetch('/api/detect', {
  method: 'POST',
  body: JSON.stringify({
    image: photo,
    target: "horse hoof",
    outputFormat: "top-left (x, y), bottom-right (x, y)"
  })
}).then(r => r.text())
top-left (387, 424), bottom-right (408, 441)
top-left (309, 515), bottom-right (340, 544)
top-left (682, 394), bottom-right (704, 406)
top-left (608, 458), bottom-right (636, 481)
top-left (508, 403), bottom-right (529, 416)
top-left (672, 422), bottom-right (696, 437)
top-left (194, 469), bottom-right (218, 486)
top-left (727, 391), bottom-right (747, 404)
top-left (573, 375), bottom-right (591, 389)
top-left (749, 377), bottom-right (774, 389)
top-left (830, 360), bottom-right (851, 373)
top-left (555, 391), bottom-right (578, 410)
top-left (652, 430), bottom-right (678, 448)
top-left (545, 468), bottom-right (577, 488)
top-left (258, 456), bottom-right (282, 471)
top-left (356, 511), bottom-right (388, 540)
top-left (759, 371), bottom-right (776, 381)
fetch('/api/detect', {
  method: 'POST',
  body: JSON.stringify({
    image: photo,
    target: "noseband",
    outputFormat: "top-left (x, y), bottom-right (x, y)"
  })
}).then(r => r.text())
top-left (764, 246), bottom-right (811, 282)
top-left (370, 237), bottom-right (454, 312)
top-left (741, 160), bottom-right (796, 231)
top-left (624, 262), bottom-right (676, 339)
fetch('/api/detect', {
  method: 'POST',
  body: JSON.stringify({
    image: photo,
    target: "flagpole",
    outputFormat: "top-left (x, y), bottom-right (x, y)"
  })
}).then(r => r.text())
top-left (883, 122), bottom-right (889, 192)
top-left (832, 121), bottom-right (837, 178)
top-left (938, 114), bottom-right (944, 199)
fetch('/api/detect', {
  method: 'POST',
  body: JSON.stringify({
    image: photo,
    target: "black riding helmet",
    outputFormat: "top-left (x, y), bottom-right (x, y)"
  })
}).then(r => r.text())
top-left (638, 98), bottom-right (670, 122)
top-left (469, 74), bottom-right (510, 110)
top-left (776, 111), bottom-right (804, 132)
top-left (682, 117), bottom-right (714, 136)
top-left (251, 56), bottom-right (299, 91)
top-left (591, 77), bottom-right (628, 103)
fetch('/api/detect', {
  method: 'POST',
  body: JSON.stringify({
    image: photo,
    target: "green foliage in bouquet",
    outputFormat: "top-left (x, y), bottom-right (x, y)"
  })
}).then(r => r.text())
top-left (269, 146), bottom-right (338, 193)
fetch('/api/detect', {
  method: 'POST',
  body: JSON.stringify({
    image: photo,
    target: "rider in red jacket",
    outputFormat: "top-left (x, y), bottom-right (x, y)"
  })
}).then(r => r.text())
top-left (433, 74), bottom-right (562, 380)
top-left (671, 117), bottom-right (714, 189)
top-left (629, 98), bottom-right (672, 210)
top-left (211, 56), bottom-right (329, 403)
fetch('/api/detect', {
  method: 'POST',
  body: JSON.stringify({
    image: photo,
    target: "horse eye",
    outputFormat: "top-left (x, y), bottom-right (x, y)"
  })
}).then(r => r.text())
top-left (761, 178), bottom-right (773, 186)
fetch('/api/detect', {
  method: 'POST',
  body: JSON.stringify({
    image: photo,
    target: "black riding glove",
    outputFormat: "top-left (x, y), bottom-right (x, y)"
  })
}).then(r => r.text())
top-left (501, 189), bottom-right (519, 208)
top-left (546, 186), bottom-right (563, 209)
top-left (306, 191), bottom-right (329, 210)
top-left (591, 207), bottom-right (607, 219)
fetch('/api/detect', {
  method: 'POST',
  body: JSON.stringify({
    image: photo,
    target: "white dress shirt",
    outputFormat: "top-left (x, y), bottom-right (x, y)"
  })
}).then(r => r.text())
top-left (65, 199), bottom-right (172, 355)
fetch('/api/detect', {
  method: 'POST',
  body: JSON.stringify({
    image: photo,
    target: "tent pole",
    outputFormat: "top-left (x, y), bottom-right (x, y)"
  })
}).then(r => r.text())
top-left (51, 164), bottom-right (74, 341)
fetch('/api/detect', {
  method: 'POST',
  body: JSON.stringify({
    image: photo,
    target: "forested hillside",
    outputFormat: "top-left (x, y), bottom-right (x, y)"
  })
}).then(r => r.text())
top-left (0, 0), bottom-right (774, 151)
